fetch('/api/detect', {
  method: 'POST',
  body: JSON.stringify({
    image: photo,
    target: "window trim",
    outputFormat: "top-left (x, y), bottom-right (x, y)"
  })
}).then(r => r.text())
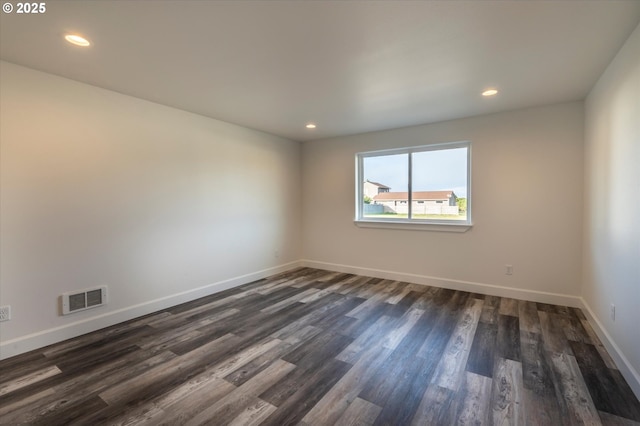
top-left (355, 141), bottom-right (472, 231)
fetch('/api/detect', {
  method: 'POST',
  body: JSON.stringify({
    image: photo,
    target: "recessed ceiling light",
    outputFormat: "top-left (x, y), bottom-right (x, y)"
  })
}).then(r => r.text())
top-left (305, 123), bottom-right (317, 129)
top-left (64, 34), bottom-right (91, 47)
top-left (482, 88), bottom-right (498, 97)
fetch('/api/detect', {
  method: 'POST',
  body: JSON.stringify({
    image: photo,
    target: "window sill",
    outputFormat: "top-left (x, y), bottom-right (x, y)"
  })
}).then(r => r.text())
top-left (354, 219), bottom-right (472, 232)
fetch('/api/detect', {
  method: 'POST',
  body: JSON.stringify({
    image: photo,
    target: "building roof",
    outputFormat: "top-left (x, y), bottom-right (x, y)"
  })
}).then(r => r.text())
top-left (373, 191), bottom-right (456, 201)
top-left (365, 180), bottom-right (390, 189)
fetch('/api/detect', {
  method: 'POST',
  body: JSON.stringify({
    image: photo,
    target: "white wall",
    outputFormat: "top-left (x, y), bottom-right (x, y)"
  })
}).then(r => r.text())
top-left (0, 61), bottom-right (301, 358)
top-left (584, 24), bottom-right (640, 394)
top-left (302, 102), bottom-right (584, 302)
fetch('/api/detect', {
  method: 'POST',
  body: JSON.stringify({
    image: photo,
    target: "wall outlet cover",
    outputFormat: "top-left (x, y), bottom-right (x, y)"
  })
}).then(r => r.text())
top-left (0, 305), bottom-right (11, 322)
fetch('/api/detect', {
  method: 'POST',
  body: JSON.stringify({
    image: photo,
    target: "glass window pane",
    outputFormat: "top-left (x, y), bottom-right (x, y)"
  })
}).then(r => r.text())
top-left (411, 147), bottom-right (467, 220)
top-left (362, 153), bottom-right (408, 218)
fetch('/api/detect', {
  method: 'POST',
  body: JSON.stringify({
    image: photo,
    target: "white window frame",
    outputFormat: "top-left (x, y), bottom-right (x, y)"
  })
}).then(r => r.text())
top-left (355, 141), bottom-right (472, 232)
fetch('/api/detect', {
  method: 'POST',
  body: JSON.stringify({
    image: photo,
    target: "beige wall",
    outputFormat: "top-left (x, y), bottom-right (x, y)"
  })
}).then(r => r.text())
top-left (302, 102), bottom-right (584, 298)
top-left (0, 61), bottom-right (302, 356)
top-left (584, 24), bottom-right (640, 392)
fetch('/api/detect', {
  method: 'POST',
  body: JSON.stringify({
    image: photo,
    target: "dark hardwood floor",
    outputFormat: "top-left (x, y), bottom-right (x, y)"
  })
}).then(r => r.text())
top-left (1, 267), bottom-right (639, 425)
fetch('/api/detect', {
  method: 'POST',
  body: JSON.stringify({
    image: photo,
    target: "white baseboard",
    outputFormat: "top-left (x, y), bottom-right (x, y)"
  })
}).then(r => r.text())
top-left (301, 259), bottom-right (582, 307)
top-left (0, 261), bottom-right (302, 360)
top-left (579, 298), bottom-right (640, 399)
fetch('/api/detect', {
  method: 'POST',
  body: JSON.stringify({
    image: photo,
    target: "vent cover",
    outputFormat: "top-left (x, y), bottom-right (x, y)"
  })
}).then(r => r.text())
top-left (61, 286), bottom-right (107, 315)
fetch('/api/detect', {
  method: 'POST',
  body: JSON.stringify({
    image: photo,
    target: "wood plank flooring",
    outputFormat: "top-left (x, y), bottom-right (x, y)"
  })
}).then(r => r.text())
top-left (1, 267), bottom-right (639, 425)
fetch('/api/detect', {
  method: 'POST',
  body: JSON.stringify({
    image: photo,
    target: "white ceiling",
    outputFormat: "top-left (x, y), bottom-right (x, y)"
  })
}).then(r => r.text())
top-left (1, 1), bottom-right (639, 142)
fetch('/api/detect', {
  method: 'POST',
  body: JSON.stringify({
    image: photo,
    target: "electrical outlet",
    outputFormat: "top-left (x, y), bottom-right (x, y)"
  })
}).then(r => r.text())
top-left (0, 305), bottom-right (11, 322)
top-left (505, 264), bottom-right (513, 275)
top-left (274, 250), bottom-right (280, 259)
top-left (610, 304), bottom-right (616, 321)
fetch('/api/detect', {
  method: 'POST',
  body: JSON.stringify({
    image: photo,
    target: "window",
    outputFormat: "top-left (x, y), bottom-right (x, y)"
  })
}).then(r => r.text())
top-left (356, 141), bottom-right (471, 230)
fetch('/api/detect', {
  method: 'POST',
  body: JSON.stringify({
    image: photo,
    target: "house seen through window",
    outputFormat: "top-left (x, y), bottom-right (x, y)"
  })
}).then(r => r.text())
top-left (356, 141), bottom-right (471, 225)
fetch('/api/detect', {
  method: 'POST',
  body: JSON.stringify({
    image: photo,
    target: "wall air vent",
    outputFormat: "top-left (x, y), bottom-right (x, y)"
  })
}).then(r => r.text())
top-left (61, 286), bottom-right (107, 315)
